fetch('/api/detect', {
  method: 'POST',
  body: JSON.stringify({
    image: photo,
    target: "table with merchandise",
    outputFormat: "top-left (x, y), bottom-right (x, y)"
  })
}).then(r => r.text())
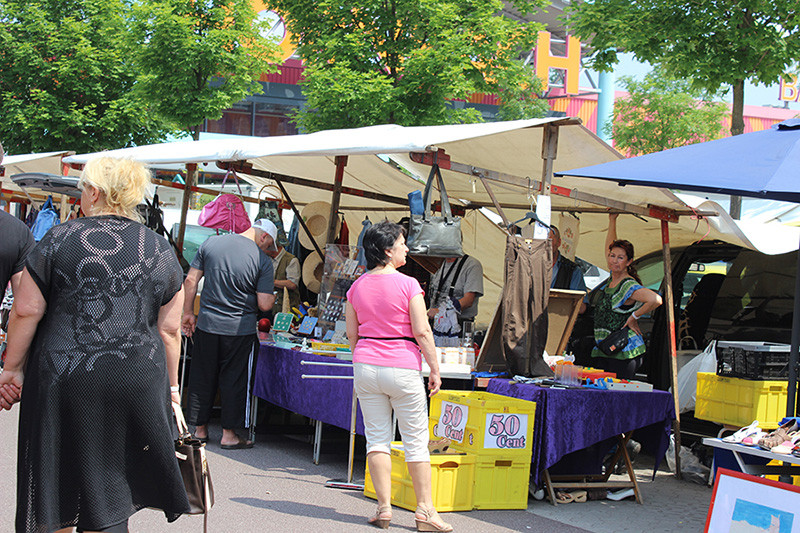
top-left (487, 378), bottom-right (676, 504)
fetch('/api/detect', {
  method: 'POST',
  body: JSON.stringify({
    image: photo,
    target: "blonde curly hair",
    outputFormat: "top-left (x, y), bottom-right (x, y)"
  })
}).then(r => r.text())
top-left (78, 157), bottom-right (151, 220)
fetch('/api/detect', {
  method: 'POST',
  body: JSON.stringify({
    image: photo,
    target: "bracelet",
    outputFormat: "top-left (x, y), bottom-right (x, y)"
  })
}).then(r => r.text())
top-left (631, 312), bottom-right (640, 320)
top-left (170, 385), bottom-right (180, 392)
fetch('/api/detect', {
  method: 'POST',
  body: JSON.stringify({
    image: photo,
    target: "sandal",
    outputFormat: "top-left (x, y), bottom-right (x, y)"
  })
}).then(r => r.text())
top-left (368, 504), bottom-right (392, 529)
top-left (771, 432), bottom-right (800, 454)
top-left (571, 490), bottom-right (588, 503)
top-left (555, 491), bottom-right (574, 504)
top-left (415, 505), bottom-right (453, 532)
top-left (428, 438), bottom-right (452, 454)
top-left (758, 421), bottom-right (799, 450)
top-left (722, 420), bottom-right (760, 443)
top-left (741, 430), bottom-right (767, 446)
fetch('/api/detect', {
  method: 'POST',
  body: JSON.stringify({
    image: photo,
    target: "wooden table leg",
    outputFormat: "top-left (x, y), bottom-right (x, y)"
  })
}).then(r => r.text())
top-left (617, 433), bottom-right (643, 504)
top-left (543, 468), bottom-right (559, 506)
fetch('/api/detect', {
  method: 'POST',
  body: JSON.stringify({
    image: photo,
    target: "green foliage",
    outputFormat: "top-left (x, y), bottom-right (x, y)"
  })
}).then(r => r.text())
top-left (267, 0), bottom-right (550, 131)
top-left (609, 69), bottom-right (728, 156)
top-left (565, 0), bottom-right (800, 134)
top-left (0, 0), bottom-right (173, 154)
top-left (129, 0), bottom-right (282, 138)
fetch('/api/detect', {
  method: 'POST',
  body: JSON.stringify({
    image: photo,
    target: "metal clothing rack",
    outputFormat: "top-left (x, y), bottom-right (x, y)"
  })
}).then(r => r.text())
top-left (300, 359), bottom-right (364, 491)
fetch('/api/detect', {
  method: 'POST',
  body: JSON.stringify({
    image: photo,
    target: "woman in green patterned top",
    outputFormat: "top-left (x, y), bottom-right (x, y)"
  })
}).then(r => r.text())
top-left (590, 214), bottom-right (663, 379)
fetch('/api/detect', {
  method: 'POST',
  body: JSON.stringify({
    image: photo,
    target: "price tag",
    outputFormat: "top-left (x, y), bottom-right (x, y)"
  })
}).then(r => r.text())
top-left (483, 413), bottom-right (528, 450)
top-left (434, 401), bottom-right (468, 443)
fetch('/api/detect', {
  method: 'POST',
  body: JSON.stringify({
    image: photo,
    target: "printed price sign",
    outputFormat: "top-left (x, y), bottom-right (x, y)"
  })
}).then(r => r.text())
top-left (483, 413), bottom-right (528, 450)
top-left (434, 401), bottom-right (469, 443)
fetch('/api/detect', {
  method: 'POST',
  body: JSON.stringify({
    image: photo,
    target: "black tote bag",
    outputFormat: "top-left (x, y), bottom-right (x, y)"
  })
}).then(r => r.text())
top-left (407, 163), bottom-right (463, 257)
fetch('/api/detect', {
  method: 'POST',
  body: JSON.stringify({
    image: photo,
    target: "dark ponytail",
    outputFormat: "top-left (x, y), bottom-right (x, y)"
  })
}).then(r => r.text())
top-left (609, 239), bottom-right (642, 284)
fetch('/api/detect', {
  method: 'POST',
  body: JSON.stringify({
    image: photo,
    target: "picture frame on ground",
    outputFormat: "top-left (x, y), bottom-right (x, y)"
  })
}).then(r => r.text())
top-left (705, 467), bottom-right (800, 533)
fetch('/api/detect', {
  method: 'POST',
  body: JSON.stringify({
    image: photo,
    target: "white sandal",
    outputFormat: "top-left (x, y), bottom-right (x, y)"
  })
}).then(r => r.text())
top-left (722, 420), bottom-right (760, 443)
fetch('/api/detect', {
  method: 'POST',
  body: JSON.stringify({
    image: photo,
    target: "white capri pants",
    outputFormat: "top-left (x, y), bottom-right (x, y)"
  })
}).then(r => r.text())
top-left (353, 363), bottom-right (431, 463)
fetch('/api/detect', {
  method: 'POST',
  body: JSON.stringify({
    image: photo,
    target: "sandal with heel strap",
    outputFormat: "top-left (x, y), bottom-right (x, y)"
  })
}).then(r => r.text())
top-left (758, 421), bottom-right (800, 450)
top-left (368, 504), bottom-right (392, 529)
top-left (771, 432), bottom-right (800, 454)
top-left (415, 505), bottom-right (453, 532)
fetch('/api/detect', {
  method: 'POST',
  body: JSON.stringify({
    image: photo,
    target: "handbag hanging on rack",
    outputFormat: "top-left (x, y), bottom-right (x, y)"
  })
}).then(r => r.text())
top-left (406, 163), bottom-right (463, 257)
top-left (198, 169), bottom-right (251, 233)
top-left (173, 402), bottom-right (214, 532)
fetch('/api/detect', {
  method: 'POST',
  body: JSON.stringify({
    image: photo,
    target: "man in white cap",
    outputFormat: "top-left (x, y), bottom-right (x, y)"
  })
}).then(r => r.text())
top-left (255, 218), bottom-right (301, 316)
top-left (181, 221), bottom-right (276, 449)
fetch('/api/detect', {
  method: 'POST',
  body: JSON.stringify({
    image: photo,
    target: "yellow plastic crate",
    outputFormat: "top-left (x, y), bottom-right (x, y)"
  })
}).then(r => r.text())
top-left (364, 443), bottom-right (475, 512)
top-left (472, 455), bottom-right (532, 510)
top-left (695, 373), bottom-right (797, 429)
top-left (765, 461), bottom-right (800, 486)
top-left (429, 391), bottom-right (536, 458)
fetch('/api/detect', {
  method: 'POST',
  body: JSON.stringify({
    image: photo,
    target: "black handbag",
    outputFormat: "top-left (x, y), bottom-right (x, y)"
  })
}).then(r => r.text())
top-left (597, 326), bottom-right (630, 356)
top-left (173, 402), bottom-right (214, 531)
top-left (407, 163), bottom-right (463, 257)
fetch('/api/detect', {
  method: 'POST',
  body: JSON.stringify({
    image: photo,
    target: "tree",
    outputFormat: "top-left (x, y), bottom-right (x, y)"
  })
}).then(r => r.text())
top-left (565, 0), bottom-right (800, 137)
top-left (130, 0), bottom-right (283, 140)
top-left (609, 69), bottom-right (728, 157)
top-left (265, 0), bottom-right (550, 132)
top-left (0, 0), bottom-right (173, 154)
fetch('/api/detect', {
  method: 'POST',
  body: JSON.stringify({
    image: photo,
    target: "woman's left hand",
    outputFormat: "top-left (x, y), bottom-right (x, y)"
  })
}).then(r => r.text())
top-left (625, 314), bottom-right (642, 337)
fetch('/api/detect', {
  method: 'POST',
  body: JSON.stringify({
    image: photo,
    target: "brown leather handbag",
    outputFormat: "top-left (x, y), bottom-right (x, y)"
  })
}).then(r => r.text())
top-left (173, 402), bottom-right (214, 531)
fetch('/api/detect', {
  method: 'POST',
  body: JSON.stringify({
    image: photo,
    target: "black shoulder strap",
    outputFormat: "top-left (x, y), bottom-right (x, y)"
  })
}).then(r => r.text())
top-left (447, 255), bottom-right (469, 298)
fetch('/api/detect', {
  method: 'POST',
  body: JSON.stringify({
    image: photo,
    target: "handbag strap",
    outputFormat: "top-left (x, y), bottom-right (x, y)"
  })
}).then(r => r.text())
top-left (220, 168), bottom-right (244, 196)
top-left (172, 400), bottom-right (191, 439)
top-left (421, 163), bottom-right (453, 222)
top-left (433, 254), bottom-right (469, 303)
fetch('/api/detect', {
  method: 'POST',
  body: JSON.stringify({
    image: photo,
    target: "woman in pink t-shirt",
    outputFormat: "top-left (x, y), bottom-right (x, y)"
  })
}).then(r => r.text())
top-left (346, 221), bottom-right (452, 532)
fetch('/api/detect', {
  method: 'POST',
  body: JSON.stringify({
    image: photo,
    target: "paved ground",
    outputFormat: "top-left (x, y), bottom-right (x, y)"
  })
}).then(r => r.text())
top-left (0, 407), bottom-right (712, 532)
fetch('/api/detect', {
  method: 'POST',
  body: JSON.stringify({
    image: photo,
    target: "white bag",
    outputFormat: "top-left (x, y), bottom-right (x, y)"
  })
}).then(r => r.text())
top-left (675, 340), bottom-right (717, 413)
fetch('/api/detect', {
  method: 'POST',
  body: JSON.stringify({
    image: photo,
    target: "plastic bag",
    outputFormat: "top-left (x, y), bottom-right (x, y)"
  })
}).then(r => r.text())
top-left (675, 340), bottom-right (717, 413)
top-left (432, 298), bottom-right (460, 347)
top-left (665, 434), bottom-right (710, 485)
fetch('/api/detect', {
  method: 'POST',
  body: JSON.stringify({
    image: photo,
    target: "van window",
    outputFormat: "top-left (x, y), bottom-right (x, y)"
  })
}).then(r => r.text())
top-left (634, 255), bottom-right (665, 291)
top-left (708, 250), bottom-right (795, 340)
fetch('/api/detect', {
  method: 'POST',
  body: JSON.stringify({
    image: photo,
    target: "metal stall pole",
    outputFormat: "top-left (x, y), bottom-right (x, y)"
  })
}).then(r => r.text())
top-left (661, 220), bottom-right (682, 479)
top-left (299, 360), bottom-right (364, 491)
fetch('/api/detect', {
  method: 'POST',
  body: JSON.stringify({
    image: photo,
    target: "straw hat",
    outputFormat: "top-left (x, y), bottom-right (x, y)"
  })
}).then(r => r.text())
top-left (298, 201), bottom-right (340, 251)
top-left (302, 253), bottom-right (325, 294)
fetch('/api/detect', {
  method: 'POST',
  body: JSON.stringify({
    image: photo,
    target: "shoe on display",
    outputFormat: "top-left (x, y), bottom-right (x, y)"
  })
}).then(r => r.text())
top-left (722, 420), bottom-right (761, 443)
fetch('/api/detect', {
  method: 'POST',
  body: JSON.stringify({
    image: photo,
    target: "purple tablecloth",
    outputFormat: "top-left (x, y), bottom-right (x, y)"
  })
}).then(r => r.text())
top-left (487, 379), bottom-right (675, 486)
top-left (253, 343), bottom-right (364, 435)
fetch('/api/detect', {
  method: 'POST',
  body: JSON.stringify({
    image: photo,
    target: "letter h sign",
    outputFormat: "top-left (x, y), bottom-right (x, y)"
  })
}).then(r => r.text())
top-left (535, 31), bottom-right (581, 95)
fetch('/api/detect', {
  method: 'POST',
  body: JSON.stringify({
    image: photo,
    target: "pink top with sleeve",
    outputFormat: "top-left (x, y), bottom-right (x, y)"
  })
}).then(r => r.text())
top-left (346, 271), bottom-right (424, 370)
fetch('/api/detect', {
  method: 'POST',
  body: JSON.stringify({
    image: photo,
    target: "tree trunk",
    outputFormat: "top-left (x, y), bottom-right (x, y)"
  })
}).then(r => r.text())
top-left (729, 80), bottom-right (744, 219)
top-left (731, 80), bottom-right (744, 136)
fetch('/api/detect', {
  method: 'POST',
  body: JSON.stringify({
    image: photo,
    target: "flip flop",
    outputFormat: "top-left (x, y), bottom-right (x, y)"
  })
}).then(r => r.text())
top-left (221, 437), bottom-right (254, 450)
top-left (194, 435), bottom-right (209, 444)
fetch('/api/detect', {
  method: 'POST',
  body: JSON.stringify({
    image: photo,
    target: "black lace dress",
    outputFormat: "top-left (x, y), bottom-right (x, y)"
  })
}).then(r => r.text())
top-left (16, 215), bottom-right (190, 533)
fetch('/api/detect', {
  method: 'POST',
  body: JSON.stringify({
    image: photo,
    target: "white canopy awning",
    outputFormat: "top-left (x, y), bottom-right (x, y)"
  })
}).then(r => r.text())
top-left (64, 118), bottom-right (800, 326)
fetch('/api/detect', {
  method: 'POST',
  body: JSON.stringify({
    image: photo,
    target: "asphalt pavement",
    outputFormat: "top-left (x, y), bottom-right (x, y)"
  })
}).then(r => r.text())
top-left (0, 407), bottom-right (712, 532)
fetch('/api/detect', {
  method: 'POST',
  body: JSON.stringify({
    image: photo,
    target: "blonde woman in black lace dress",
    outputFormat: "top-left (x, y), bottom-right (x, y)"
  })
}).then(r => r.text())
top-left (0, 157), bottom-right (190, 533)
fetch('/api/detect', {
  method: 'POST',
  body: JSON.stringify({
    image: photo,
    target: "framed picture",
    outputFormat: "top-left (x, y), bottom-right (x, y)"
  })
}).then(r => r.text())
top-left (705, 468), bottom-right (800, 533)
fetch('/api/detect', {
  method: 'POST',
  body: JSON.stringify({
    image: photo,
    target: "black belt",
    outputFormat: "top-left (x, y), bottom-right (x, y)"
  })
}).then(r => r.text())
top-left (359, 336), bottom-right (418, 345)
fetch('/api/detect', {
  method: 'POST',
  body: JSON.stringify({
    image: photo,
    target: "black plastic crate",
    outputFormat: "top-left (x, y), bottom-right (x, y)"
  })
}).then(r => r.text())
top-left (715, 341), bottom-right (792, 380)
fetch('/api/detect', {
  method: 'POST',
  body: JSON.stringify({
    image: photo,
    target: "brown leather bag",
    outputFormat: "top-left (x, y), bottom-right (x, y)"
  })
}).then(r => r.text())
top-left (173, 402), bottom-right (214, 531)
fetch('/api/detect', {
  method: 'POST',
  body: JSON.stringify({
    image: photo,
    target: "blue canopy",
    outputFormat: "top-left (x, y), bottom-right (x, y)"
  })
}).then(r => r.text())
top-left (557, 119), bottom-right (800, 204)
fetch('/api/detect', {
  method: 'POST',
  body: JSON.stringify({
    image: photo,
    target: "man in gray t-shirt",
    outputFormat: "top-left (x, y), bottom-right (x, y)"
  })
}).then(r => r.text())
top-left (181, 219), bottom-right (277, 449)
top-left (427, 254), bottom-right (484, 322)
